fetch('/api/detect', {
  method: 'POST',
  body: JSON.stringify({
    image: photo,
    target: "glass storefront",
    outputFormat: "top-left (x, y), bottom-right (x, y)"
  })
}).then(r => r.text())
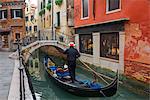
top-left (79, 34), bottom-right (93, 55)
top-left (100, 32), bottom-right (119, 60)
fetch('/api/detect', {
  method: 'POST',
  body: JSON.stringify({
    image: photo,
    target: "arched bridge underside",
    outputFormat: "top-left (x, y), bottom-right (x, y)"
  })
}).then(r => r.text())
top-left (11, 40), bottom-right (68, 62)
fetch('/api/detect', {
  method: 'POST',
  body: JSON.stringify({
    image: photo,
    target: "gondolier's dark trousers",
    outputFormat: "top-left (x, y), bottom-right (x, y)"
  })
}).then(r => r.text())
top-left (68, 61), bottom-right (76, 82)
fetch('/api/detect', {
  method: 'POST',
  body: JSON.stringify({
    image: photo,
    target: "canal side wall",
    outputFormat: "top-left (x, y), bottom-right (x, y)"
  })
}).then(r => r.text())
top-left (8, 59), bottom-right (34, 100)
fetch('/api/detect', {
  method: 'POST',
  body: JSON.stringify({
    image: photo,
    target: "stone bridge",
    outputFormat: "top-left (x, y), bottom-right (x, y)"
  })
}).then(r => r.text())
top-left (9, 40), bottom-right (68, 62)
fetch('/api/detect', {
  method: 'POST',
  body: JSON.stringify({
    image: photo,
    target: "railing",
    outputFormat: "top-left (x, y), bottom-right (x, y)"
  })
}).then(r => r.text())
top-left (15, 39), bottom-right (25, 100)
top-left (16, 38), bottom-right (36, 100)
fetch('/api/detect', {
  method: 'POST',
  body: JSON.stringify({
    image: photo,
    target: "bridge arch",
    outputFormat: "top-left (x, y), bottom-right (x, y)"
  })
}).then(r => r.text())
top-left (22, 40), bottom-right (68, 62)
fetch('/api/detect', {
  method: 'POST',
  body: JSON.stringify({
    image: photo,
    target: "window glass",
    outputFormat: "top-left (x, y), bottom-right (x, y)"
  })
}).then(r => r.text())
top-left (0, 10), bottom-right (7, 19)
top-left (11, 9), bottom-right (23, 18)
top-left (100, 32), bottom-right (119, 60)
top-left (25, 16), bottom-right (28, 21)
top-left (79, 34), bottom-right (93, 55)
top-left (82, 0), bottom-right (88, 18)
top-left (34, 26), bottom-right (37, 32)
top-left (108, 0), bottom-right (120, 11)
top-left (56, 12), bottom-right (60, 27)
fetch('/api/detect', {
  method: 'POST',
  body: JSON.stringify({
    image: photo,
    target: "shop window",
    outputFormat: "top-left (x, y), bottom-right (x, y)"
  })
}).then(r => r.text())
top-left (81, 0), bottom-right (89, 18)
top-left (79, 34), bottom-right (93, 55)
top-left (11, 9), bottom-right (23, 18)
top-left (0, 10), bottom-right (7, 19)
top-left (107, 0), bottom-right (120, 12)
top-left (100, 32), bottom-right (119, 60)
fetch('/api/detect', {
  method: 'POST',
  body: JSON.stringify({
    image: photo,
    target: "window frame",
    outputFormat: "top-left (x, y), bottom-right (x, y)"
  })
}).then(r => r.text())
top-left (81, 0), bottom-right (89, 20)
top-left (11, 9), bottom-right (23, 19)
top-left (34, 26), bottom-right (37, 32)
top-left (100, 32), bottom-right (119, 60)
top-left (79, 34), bottom-right (93, 55)
top-left (106, 0), bottom-right (121, 14)
top-left (0, 10), bottom-right (7, 20)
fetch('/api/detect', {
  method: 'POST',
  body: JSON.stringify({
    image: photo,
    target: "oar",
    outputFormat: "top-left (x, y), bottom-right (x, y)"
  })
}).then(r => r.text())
top-left (79, 59), bottom-right (109, 85)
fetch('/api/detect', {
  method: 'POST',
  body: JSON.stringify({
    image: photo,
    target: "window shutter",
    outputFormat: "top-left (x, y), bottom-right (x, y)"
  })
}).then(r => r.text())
top-left (0, 11), bottom-right (2, 19)
top-left (11, 9), bottom-right (14, 18)
top-left (4, 10), bottom-right (8, 18)
top-left (20, 9), bottom-right (23, 18)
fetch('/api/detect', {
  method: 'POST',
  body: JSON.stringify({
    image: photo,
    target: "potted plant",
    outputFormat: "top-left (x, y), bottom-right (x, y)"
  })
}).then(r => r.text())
top-left (55, 0), bottom-right (63, 6)
top-left (46, 3), bottom-right (51, 10)
top-left (39, 8), bottom-right (45, 16)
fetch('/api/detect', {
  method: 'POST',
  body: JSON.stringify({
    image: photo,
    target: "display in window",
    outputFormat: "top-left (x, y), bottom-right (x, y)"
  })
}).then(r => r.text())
top-left (100, 32), bottom-right (119, 60)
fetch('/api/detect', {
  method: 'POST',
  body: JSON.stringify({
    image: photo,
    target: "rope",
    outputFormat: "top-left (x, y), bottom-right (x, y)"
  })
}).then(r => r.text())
top-left (79, 59), bottom-right (109, 85)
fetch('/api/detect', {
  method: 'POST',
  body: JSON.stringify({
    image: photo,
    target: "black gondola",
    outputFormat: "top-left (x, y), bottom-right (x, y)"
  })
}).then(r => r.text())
top-left (44, 57), bottom-right (118, 97)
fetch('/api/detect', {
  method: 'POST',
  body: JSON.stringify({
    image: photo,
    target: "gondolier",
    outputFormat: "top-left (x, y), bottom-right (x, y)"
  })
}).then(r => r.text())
top-left (64, 42), bottom-right (80, 83)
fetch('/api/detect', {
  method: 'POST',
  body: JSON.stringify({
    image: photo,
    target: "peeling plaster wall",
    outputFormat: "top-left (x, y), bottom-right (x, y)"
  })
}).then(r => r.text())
top-left (123, 0), bottom-right (150, 83)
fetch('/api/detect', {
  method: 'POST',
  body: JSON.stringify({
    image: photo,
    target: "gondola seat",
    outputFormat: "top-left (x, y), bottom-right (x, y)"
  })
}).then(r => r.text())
top-left (80, 80), bottom-right (103, 90)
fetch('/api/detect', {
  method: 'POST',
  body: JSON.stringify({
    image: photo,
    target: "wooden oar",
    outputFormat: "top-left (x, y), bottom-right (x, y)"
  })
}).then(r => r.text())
top-left (79, 59), bottom-right (109, 85)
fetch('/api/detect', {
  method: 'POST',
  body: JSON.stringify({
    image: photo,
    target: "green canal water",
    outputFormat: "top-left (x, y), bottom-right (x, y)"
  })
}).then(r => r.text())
top-left (28, 50), bottom-right (149, 100)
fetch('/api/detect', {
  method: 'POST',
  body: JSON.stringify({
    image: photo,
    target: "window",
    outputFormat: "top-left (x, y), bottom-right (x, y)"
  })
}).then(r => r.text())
top-left (15, 33), bottom-right (20, 40)
top-left (34, 26), bottom-right (37, 32)
top-left (43, 0), bottom-right (45, 8)
top-left (31, 15), bottom-right (34, 21)
top-left (26, 26), bottom-right (28, 32)
top-left (25, 16), bottom-right (28, 21)
top-left (107, 0), bottom-right (120, 12)
top-left (100, 32), bottom-right (119, 60)
top-left (29, 26), bottom-right (32, 31)
top-left (0, 10), bottom-right (7, 19)
top-left (11, 9), bottom-right (23, 18)
top-left (81, 0), bottom-right (89, 18)
top-left (41, 2), bottom-right (43, 9)
top-left (56, 12), bottom-right (60, 27)
top-left (79, 34), bottom-right (93, 55)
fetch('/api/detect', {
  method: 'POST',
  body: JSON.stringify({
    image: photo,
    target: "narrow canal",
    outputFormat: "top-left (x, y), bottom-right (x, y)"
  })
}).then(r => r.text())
top-left (27, 49), bottom-right (148, 100)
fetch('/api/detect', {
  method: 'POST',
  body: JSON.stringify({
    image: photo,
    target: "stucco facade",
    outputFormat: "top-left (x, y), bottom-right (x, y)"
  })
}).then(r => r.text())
top-left (38, 0), bottom-right (74, 44)
top-left (25, 0), bottom-right (38, 45)
top-left (74, 0), bottom-right (150, 83)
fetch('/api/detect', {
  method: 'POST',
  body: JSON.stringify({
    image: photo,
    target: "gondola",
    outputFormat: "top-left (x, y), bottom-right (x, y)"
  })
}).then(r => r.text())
top-left (44, 56), bottom-right (118, 97)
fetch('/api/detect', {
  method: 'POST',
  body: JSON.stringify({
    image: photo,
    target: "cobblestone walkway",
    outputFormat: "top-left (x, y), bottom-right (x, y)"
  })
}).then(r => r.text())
top-left (0, 52), bottom-right (14, 100)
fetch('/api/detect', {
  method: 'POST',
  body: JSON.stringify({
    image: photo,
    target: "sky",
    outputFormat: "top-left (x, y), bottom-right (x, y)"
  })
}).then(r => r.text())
top-left (30, 0), bottom-right (37, 6)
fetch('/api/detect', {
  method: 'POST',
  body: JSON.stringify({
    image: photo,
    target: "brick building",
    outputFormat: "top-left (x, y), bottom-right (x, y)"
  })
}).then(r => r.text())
top-left (74, 0), bottom-right (150, 83)
top-left (0, 0), bottom-right (26, 50)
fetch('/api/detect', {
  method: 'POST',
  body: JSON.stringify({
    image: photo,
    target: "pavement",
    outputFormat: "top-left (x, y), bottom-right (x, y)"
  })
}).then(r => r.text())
top-left (0, 52), bottom-right (14, 100)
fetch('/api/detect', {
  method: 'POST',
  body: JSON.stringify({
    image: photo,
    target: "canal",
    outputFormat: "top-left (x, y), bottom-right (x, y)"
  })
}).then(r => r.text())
top-left (27, 50), bottom-right (148, 100)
